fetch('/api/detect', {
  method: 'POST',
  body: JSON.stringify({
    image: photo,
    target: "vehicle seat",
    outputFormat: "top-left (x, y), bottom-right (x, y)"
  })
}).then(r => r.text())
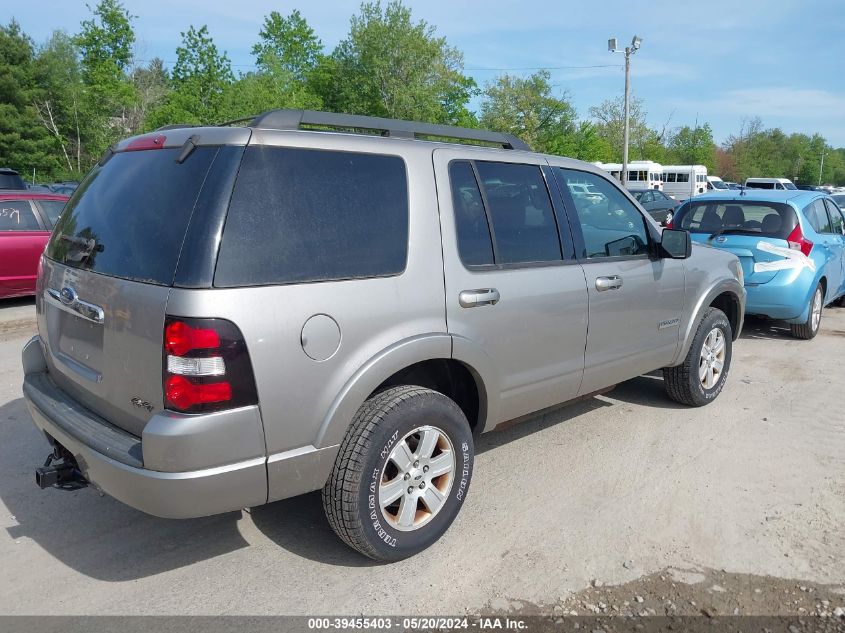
top-left (761, 213), bottom-right (782, 234)
top-left (722, 205), bottom-right (745, 227)
top-left (699, 208), bottom-right (722, 232)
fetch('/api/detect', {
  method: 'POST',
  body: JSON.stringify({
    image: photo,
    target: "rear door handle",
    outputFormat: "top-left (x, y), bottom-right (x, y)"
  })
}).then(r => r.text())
top-left (595, 276), bottom-right (623, 291)
top-left (459, 288), bottom-right (501, 308)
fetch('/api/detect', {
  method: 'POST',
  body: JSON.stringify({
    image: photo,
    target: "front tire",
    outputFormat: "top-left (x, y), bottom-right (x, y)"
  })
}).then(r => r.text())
top-left (790, 284), bottom-right (823, 339)
top-left (663, 307), bottom-right (732, 407)
top-left (322, 385), bottom-right (474, 561)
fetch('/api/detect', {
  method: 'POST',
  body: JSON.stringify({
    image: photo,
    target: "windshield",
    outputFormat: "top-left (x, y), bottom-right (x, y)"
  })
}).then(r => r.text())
top-left (784, 182), bottom-right (798, 190)
top-left (674, 200), bottom-right (798, 239)
top-left (710, 180), bottom-right (728, 190)
top-left (46, 146), bottom-right (218, 285)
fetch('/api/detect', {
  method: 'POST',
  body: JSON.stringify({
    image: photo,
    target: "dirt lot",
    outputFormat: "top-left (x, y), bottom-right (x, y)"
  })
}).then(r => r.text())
top-left (0, 296), bottom-right (843, 618)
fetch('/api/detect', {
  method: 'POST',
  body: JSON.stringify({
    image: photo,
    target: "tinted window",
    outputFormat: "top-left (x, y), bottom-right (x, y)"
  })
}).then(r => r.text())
top-left (824, 199), bottom-right (844, 235)
top-left (746, 181), bottom-right (774, 189)
top-left (37, 200), bottom-right (67, 227)
top-left (215, 147), bottom-right (408, 287)
top-left (655, 191), bottom-right (670, 200)
top-left (675, 200), bottom-right (797, 239)
top-left (559, 169), bottom-right (649, 259)
top-left (0, 172), bottom-right (25, 190)
top-left (474, 162), bottom-right (561, 264)
top-left (47, 147), bottom-right (217, 285)
top-left (805, 199), bottom-right (832, 233)
top-left (0, 200), bottom-right (40, 231)
top-left (666, 173), bottom-right (676, 182)
top-left (449, 161), bottom-right (493, 266)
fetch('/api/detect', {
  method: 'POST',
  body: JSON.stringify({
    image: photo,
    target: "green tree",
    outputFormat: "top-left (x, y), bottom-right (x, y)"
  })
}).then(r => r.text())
top-left (315, 1), bottom-right (476, 124)
top-left (588, 95), bottom-right (659, 162)
top-left (0, 20), bottom-right (61, 180)
top-left (32, 31), bottom-right (87, 176)
top-left (479, 71), bottom-right (577, 154)
top-left (252, 10), bottom-right (322, 81)
top-left (147, 25), bottom-right (233, 127)
top-left (666, 124), bottom-right (716, 168)
top-left (74, 0), bottom-right (137, 155)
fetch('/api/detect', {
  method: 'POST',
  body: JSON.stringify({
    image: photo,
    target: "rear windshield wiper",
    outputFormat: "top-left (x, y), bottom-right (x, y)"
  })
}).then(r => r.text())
top-left (59, 235), bottom-right (104, 261)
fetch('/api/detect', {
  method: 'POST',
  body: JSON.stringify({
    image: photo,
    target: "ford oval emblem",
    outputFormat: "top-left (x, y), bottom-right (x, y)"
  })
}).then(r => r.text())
top-left (59, 286), bottom-right (77, 306)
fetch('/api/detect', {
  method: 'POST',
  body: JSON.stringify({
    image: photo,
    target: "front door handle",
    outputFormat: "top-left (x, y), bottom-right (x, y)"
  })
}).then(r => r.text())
top-left (595, 275), bottom-right (623, 292)
top-left (459, 288), bottom-right (501, 308)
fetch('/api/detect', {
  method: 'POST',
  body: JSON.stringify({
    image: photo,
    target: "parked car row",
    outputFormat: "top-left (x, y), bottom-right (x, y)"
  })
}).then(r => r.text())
top-left (9, 110), bottom-right (845, 563)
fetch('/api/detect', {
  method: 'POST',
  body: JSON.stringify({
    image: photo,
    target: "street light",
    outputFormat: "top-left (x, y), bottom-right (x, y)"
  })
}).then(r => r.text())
top-left (609, 35), bottom-right (643, 187)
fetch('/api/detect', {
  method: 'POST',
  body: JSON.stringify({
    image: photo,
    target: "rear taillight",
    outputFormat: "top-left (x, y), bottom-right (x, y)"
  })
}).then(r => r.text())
top-left (163, 317), bottom-right (258, 413)
top-left (787, 223), bottom-right (813, 257)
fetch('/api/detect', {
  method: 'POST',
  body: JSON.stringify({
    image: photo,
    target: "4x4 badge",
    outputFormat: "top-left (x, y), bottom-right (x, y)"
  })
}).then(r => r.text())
top-left (130, 397), bottom-right (153, 412)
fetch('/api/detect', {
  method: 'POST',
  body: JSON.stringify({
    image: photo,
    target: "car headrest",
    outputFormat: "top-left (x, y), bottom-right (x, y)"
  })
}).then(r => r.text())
top-left (723, 205), bottom-right (745, 226)
top-left (761, 213), bottom-right (782, 233)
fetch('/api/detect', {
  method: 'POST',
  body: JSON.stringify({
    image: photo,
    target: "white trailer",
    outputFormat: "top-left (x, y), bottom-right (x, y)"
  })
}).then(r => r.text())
top-left (662, 164), bottom-right (708, 200)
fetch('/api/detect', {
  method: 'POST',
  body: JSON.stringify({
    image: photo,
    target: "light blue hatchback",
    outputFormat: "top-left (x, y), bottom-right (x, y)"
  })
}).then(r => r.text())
top-left (672, 190), bottom-right (845, 338)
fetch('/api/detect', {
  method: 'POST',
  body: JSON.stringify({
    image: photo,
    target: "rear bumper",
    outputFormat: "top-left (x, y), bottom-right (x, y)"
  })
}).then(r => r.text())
top-left (22, 337), bottom-right (268, 518)
top-left (744, 268), bottom-right (815, 322)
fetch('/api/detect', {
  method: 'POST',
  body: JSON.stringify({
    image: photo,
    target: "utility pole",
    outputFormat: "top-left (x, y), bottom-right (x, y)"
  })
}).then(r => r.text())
top-left (818, 147), bottom-right (825, 186)
top-left (622, 48), bottom-right (630, 188)
top-left (609, 36), bottom-right (642, 188)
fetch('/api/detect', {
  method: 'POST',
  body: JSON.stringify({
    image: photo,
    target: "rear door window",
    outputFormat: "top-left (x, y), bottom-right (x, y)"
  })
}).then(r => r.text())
top-left (824, 199), bottom-right (844, 235)
top-left (449, 161), bottom-right (494, 266)
top-left (214, 146), bottom-right (409, 287)
top-left (0, 200), bottom-right (41, 231)
top-left (557, 168), bottom-right (649, 259)
top-left (47, 146), bottom-right (218, 285)
top-left (473, 161), bottom-right (562, 265)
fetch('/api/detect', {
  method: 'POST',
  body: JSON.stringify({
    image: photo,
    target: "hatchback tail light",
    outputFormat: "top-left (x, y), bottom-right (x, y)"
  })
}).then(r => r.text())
top-left (786, 223), bottom-right (813, 257)
top-left (163, 317), bottom-right (258, 413)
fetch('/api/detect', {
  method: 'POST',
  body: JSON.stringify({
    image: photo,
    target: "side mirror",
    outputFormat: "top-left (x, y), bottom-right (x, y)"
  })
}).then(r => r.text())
top-left (660, 228), bottom-right (691, 259)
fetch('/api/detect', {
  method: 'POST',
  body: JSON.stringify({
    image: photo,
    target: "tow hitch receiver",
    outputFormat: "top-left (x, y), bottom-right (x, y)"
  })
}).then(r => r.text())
top-left (35, 447), bottom-right (87, 490)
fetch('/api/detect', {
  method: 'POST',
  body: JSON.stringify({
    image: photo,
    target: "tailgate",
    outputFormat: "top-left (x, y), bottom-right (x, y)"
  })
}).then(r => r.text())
top-left (39, 260), bottom-right (169, 437)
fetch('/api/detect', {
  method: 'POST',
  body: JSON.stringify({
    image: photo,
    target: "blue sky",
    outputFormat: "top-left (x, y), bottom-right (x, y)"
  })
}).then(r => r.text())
top-left (10, 0), bottom-right (845, 147)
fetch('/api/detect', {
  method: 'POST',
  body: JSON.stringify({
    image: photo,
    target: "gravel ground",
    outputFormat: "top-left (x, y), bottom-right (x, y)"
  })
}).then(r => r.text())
top-left (0, 297), bottom-right (843, 617)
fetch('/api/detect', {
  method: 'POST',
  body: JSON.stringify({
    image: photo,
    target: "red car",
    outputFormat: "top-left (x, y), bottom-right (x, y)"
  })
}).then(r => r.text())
top-left (0, 191), bottom-right (69, 299)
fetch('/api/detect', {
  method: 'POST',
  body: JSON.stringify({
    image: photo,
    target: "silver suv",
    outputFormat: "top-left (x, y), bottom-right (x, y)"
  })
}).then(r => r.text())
top-left (22, 110), bottom-right (745, 561)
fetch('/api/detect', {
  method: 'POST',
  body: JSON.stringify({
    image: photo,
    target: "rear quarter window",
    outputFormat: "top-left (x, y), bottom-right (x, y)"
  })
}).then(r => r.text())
top-left (214, 146), bottom-right (409, 287)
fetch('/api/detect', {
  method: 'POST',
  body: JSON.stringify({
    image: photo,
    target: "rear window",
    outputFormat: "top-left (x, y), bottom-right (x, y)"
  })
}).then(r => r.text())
top-left (0, 172), bottom-right (25, 190)
top-left (36, 199), bottom-right (67, 227)
top-left (46, 147), bottom-right (218, 285)
top-left (0, 200), bottom-right (41, 230)
top-left (214, 146), bottom-right (408, 287)
top-left (674, 200), bottom-right (798, 239)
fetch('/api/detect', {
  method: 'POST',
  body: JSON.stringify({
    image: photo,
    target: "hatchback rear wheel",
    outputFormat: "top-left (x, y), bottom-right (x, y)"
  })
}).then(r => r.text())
top-left (790, 284), bottom-right (823, 340)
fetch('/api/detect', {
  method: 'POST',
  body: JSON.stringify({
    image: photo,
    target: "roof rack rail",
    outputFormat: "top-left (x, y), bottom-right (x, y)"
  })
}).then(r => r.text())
top-left (249, 109), bottom-right (531, 151)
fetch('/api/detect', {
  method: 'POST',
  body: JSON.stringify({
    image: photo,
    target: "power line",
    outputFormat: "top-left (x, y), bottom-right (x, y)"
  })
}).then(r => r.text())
top-left (132, 58), bottom-right (622, 72)
top-left (464, 64), bottom-right (621, 71)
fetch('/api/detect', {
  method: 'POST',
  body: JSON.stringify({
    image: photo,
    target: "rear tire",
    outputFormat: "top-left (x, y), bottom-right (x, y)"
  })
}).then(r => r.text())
top-left (663, 307), bottom-right (732, 407)
top-left (790, 284), bottom-right (823, 339)
top-left (322, 385), bottom-right (474, 561)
